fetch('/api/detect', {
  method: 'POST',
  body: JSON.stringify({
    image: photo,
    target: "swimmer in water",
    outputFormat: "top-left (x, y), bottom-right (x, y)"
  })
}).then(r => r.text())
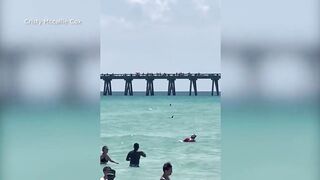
top-left (183, 134), bottom-right (197, 142)
top-left (160, 162), bottom-right (172, 180)
top-left (100, 146), bottom-right (119, 164)
top-left (126, 143), bottom-right (146, 167)
top-left (100, 166), bottom-right (116, 180)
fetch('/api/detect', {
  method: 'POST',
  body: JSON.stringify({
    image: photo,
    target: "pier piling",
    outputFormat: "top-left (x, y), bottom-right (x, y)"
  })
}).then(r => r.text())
top-left (167, 78), bottom-right (176, 96)
top-left (124, 78), bottom-right (133, 96)
top-left (214, 79), bottom-right (220, 96)
top-left (103, 79), bottom-right (112, 96)
top-left (189, 78), bottom-right (198, 96)
top-left (146, 78), bottom-right (154, 96)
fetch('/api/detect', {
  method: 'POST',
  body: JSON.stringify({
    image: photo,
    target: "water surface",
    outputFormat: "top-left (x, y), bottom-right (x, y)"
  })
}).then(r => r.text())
top-left (100, 95), bottom-right (221, 180)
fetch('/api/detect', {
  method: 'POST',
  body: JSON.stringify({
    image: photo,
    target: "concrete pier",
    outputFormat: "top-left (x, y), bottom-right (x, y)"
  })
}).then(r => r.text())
top-left (100, 73), bottom-right (221, 96)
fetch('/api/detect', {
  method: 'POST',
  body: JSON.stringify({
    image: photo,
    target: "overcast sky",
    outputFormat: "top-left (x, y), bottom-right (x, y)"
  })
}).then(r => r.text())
top-left (101, 0), bottom-right (220, 74)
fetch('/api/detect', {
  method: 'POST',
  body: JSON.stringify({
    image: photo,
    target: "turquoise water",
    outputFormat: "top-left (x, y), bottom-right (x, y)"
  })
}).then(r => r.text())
top-left (0, 105), bottom-right (100, 180)
top-left (222, 101), bottom-right (320, 180)
top-left (2, 98), bottom-right (317, 180)
top-left (100, 95), bottom-right (221, 180)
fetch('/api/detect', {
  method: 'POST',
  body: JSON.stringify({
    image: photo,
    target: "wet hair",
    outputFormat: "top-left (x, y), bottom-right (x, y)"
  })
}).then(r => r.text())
top-left (133, 143), bottom-right (139, 151)
top-left (102, 146), bottom-right (108, 151)
top-left (103, 166), bottom-right (116, 179)
top-left (163, 162), bottom-right (172, 172)
top-left (103, 166), bottom-right (111, 173)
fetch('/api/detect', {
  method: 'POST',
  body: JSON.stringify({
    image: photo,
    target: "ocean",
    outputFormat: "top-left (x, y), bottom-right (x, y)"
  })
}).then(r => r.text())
top-left (0, 104), bottom-right (100, 180)
top-left (100, 92), bottom-right (221, 180)
top-left (1, 94), bottom-right (318, 180)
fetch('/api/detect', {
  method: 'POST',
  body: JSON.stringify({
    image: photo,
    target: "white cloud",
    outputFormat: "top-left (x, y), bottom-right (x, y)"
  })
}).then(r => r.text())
top-left (127, 0), bottom-right (149, 5)
top-left (101, 15), bottom-right (133, 29)
top-left (192, 0), bottom-right (211, 15)
top-left (127, 0), bottom-right (176, 22)
top-left (126, 0), bottom-right (212, 22)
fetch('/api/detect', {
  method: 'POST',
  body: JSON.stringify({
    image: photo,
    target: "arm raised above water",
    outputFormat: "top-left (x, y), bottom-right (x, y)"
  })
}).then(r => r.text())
top-left (140, 151), bottom-right (146, 157)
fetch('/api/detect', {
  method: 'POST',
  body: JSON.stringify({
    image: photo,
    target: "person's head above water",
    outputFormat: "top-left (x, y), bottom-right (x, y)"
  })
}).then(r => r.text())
top-left (103, 166), bottom-right (115, 180)
top-left (133, 143), bottom-right (139, 151)
top-left (163, 162), bottom-right (173, 175)
top-left (191, 134), bottom-right (197, 140)
top-left (103, 166), bottom-right (111, 174)
top-left (102, 146), bottom-right (109, 153)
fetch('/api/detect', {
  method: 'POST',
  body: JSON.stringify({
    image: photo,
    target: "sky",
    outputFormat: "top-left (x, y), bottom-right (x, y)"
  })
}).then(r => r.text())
top-left (2, 0), bottom-right (318, 94)
top-left (1, 0), bottom-right (99, 45)
top-left (101, 0), bottom-right (220, 91)
top-left (101, 0), bottom-right (220, 73)
top-left (222, 0), bottom-right (320, 100)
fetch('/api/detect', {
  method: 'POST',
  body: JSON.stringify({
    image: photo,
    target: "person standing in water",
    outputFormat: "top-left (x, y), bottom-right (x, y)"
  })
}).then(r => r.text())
top-left (126, 143), bottom-right (146, 167)
top-left (160, 162), bottom-right (173, 180)
top-left (100, 146), bottom-right (119, 164)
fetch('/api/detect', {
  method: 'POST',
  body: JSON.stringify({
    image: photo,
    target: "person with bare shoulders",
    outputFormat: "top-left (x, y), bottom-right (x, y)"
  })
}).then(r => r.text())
top-left (126, 143), bottom-right (146, 167)
top-left (100, 146), bottom-right (119, 164)
top-left (160, 162), bottom-right (172, 180)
